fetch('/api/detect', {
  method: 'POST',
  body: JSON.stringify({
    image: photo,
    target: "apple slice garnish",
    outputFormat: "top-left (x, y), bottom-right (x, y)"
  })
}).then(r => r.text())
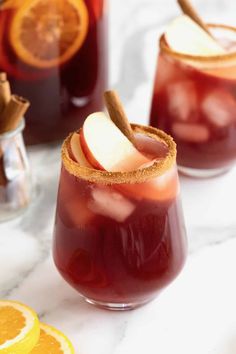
top-left (165, 15), bottom-right (225, 56)
top-left (80, 112), bottom-right (150, 172)
top-left (70, 132), bottom-right (92, 167)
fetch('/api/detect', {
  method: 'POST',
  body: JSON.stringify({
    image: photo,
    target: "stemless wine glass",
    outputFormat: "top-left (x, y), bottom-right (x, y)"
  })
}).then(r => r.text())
top-left (53, 124), bottom-right (187, 310)
top-left (150, 24), bottom-right (236, 178)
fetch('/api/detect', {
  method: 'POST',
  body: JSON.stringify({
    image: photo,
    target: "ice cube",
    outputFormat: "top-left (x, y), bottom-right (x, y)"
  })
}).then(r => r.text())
top-left (201, 89), bottom-right (236, 128)
top-left (167, 80), bottom-right (198, 122)
top-left (155, 54), bottom-right (186, 91)
top-left (89, 187), bottom-right (135, 223)
top-left (171, 122), bottom-right (210, 143)
top-left (119, 165), bottom-right (179, 202)
top-left (61, 196), bottom-right (94, 228)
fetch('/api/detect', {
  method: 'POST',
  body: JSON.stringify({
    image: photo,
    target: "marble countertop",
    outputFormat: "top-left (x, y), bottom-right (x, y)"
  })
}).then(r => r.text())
top-left (1, 0), bottom-right (236, 353)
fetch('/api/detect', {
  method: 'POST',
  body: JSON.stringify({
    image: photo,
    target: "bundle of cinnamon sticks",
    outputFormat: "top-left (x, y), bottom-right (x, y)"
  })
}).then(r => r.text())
top-left (0, 72), bottom-right (30, 134)
top-left (0, 72), bottom-right (30, 211)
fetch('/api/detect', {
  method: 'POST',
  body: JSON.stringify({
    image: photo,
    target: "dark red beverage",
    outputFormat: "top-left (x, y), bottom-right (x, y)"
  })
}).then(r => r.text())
top-left (0, 0), bottom-right (107, 144)
top-left (150, 24), bottom-right (236, 177)
top-left (53, 124), bottom-right (187, 310)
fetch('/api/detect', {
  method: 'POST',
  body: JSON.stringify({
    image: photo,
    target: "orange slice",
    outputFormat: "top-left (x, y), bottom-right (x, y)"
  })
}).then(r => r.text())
top-left (0, 0), bottom-right (22, 10)
top-left (9, 0), bottom-right (89, 69)
top-left (0, 300), bottom-right (40, 354)
top-left (30, 323), bottom-right (75, 354)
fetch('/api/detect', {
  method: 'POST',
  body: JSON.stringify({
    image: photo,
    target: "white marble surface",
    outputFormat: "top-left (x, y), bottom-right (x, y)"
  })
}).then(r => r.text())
top-left (1, 0), bottom-right (236, 353)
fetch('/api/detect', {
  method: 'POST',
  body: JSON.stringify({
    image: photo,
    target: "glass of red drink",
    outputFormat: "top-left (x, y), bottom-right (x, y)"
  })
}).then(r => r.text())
top-left (150, 23), bottom-right (236, 177)
top-left (0, 0), bottom-right (107, 144)
top-left (53, 124), bottom-right (187, 310)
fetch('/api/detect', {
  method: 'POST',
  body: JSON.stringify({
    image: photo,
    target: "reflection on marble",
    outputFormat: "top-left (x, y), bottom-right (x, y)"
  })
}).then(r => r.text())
top-left (0, 0), bottom-right (236, 353)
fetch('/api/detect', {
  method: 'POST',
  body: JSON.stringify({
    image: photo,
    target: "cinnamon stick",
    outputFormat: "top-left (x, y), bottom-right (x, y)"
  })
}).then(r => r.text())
top-left (0, 95), bottom-right (30, 134)
top-left (177, 0), bottom-right (212, 36)
top-left (0, 78), bottom-right (11, 113)
top-left (0, 70), bottom-right (7, 183)
top-left (0, 150), bottom-right (7, 187)
top-left (0, 76), bottom-right (30, 209)
top-left (104, 90), bottom-right (136, 145)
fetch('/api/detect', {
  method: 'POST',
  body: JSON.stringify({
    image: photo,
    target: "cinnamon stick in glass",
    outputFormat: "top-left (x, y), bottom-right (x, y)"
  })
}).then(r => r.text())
top-left (177, 0), bottom-right (212, 36)
top-left (0, 150), bottom-right (7, 186)
top-left (0, 76), bottom-right (11, 114)
top-left (0, 95), bottom-right (30, 134)
top-left (104, 90), bottom-right (136, 145)
top-left (0, 70), bottom-right (9, 184)
top-left (0, 77), bottom-right (30, 207)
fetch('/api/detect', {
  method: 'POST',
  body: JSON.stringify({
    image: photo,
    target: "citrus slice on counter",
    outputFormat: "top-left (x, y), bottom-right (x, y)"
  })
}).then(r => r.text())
top-left (9, 0), bottom-right (89, 69)
top-left (30, 323), bottom-right (75, 354)
top-left (0, 300), bottom-right (40, 354)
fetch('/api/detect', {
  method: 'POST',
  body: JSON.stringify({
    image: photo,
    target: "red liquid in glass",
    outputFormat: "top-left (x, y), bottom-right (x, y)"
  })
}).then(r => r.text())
top-left (0, 0), bottom-right (107, 144)
top-left (150, 51), bottom-right (236, 171)
top-left (53, 136), bottom-right (187, 305)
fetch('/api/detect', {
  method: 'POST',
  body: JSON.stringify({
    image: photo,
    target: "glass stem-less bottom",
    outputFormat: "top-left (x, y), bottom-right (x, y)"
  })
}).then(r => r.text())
top-left (84, 297), bottom-right (155, 311)
top-left (178, 165), bottom-right (231, 178)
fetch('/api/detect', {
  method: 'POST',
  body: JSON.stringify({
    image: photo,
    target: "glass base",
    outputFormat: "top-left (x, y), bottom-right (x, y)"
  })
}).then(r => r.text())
top-left (85, 297), bottom-right (153, 311)
top-left (178, 165), bottom-right (231, 179)
top-left (0, 178), bottom-right (40, 223)
top-left (0, 203), bottom-right (29, 223)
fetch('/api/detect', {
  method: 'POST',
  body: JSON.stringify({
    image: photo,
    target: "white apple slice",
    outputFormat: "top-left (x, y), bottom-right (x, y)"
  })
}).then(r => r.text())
top-left (165, 15), bottom-right (225, 56)
top-left (70, 132), bottom-right (92, 168)
top-left (80, 112), bottom-right (150, 172)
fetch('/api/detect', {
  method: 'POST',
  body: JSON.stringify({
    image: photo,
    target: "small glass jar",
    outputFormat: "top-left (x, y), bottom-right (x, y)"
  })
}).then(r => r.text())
top-left (0, 119), bottom-right (31, 222)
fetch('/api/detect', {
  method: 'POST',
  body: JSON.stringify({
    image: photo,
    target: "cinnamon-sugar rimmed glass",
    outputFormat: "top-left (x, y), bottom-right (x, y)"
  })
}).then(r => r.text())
top-left (53, 124), bottom-right (187, 311)
top-left (150, 24), bottom-right (236, 178)
top-left (62, 124), bottom-right (176, 184)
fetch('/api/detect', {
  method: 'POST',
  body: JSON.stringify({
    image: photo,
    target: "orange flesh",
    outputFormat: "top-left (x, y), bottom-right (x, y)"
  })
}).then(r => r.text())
top-left (30, 329), bottom-right (63, 353)
top-left (19, 2), bottom-right (79, 59)
top-left (10, 0), bottom-right (88, 68)
top-left (0, 306), bottom-right (26, 345)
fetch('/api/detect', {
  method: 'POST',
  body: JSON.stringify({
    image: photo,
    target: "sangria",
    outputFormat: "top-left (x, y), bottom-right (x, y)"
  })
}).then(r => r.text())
top-left (53, 112), bottom-right (187, 310)
top-left (0, 0), bottom-right (107, 144)
top-left (150, 16), bottom-right (236, 177)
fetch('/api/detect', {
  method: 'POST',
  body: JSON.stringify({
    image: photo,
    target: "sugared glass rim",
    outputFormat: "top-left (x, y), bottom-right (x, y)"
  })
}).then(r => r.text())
top-left (62, 124), bottom-right (176, 185)
top-left (160, 23), bottom-right (236, 64)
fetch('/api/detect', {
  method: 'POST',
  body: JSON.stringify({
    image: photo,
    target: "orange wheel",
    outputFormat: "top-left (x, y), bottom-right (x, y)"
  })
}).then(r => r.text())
top-left (9, 0), bottom-right (89, 69)
top-left (30, 323), bottom-right (74, 354)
